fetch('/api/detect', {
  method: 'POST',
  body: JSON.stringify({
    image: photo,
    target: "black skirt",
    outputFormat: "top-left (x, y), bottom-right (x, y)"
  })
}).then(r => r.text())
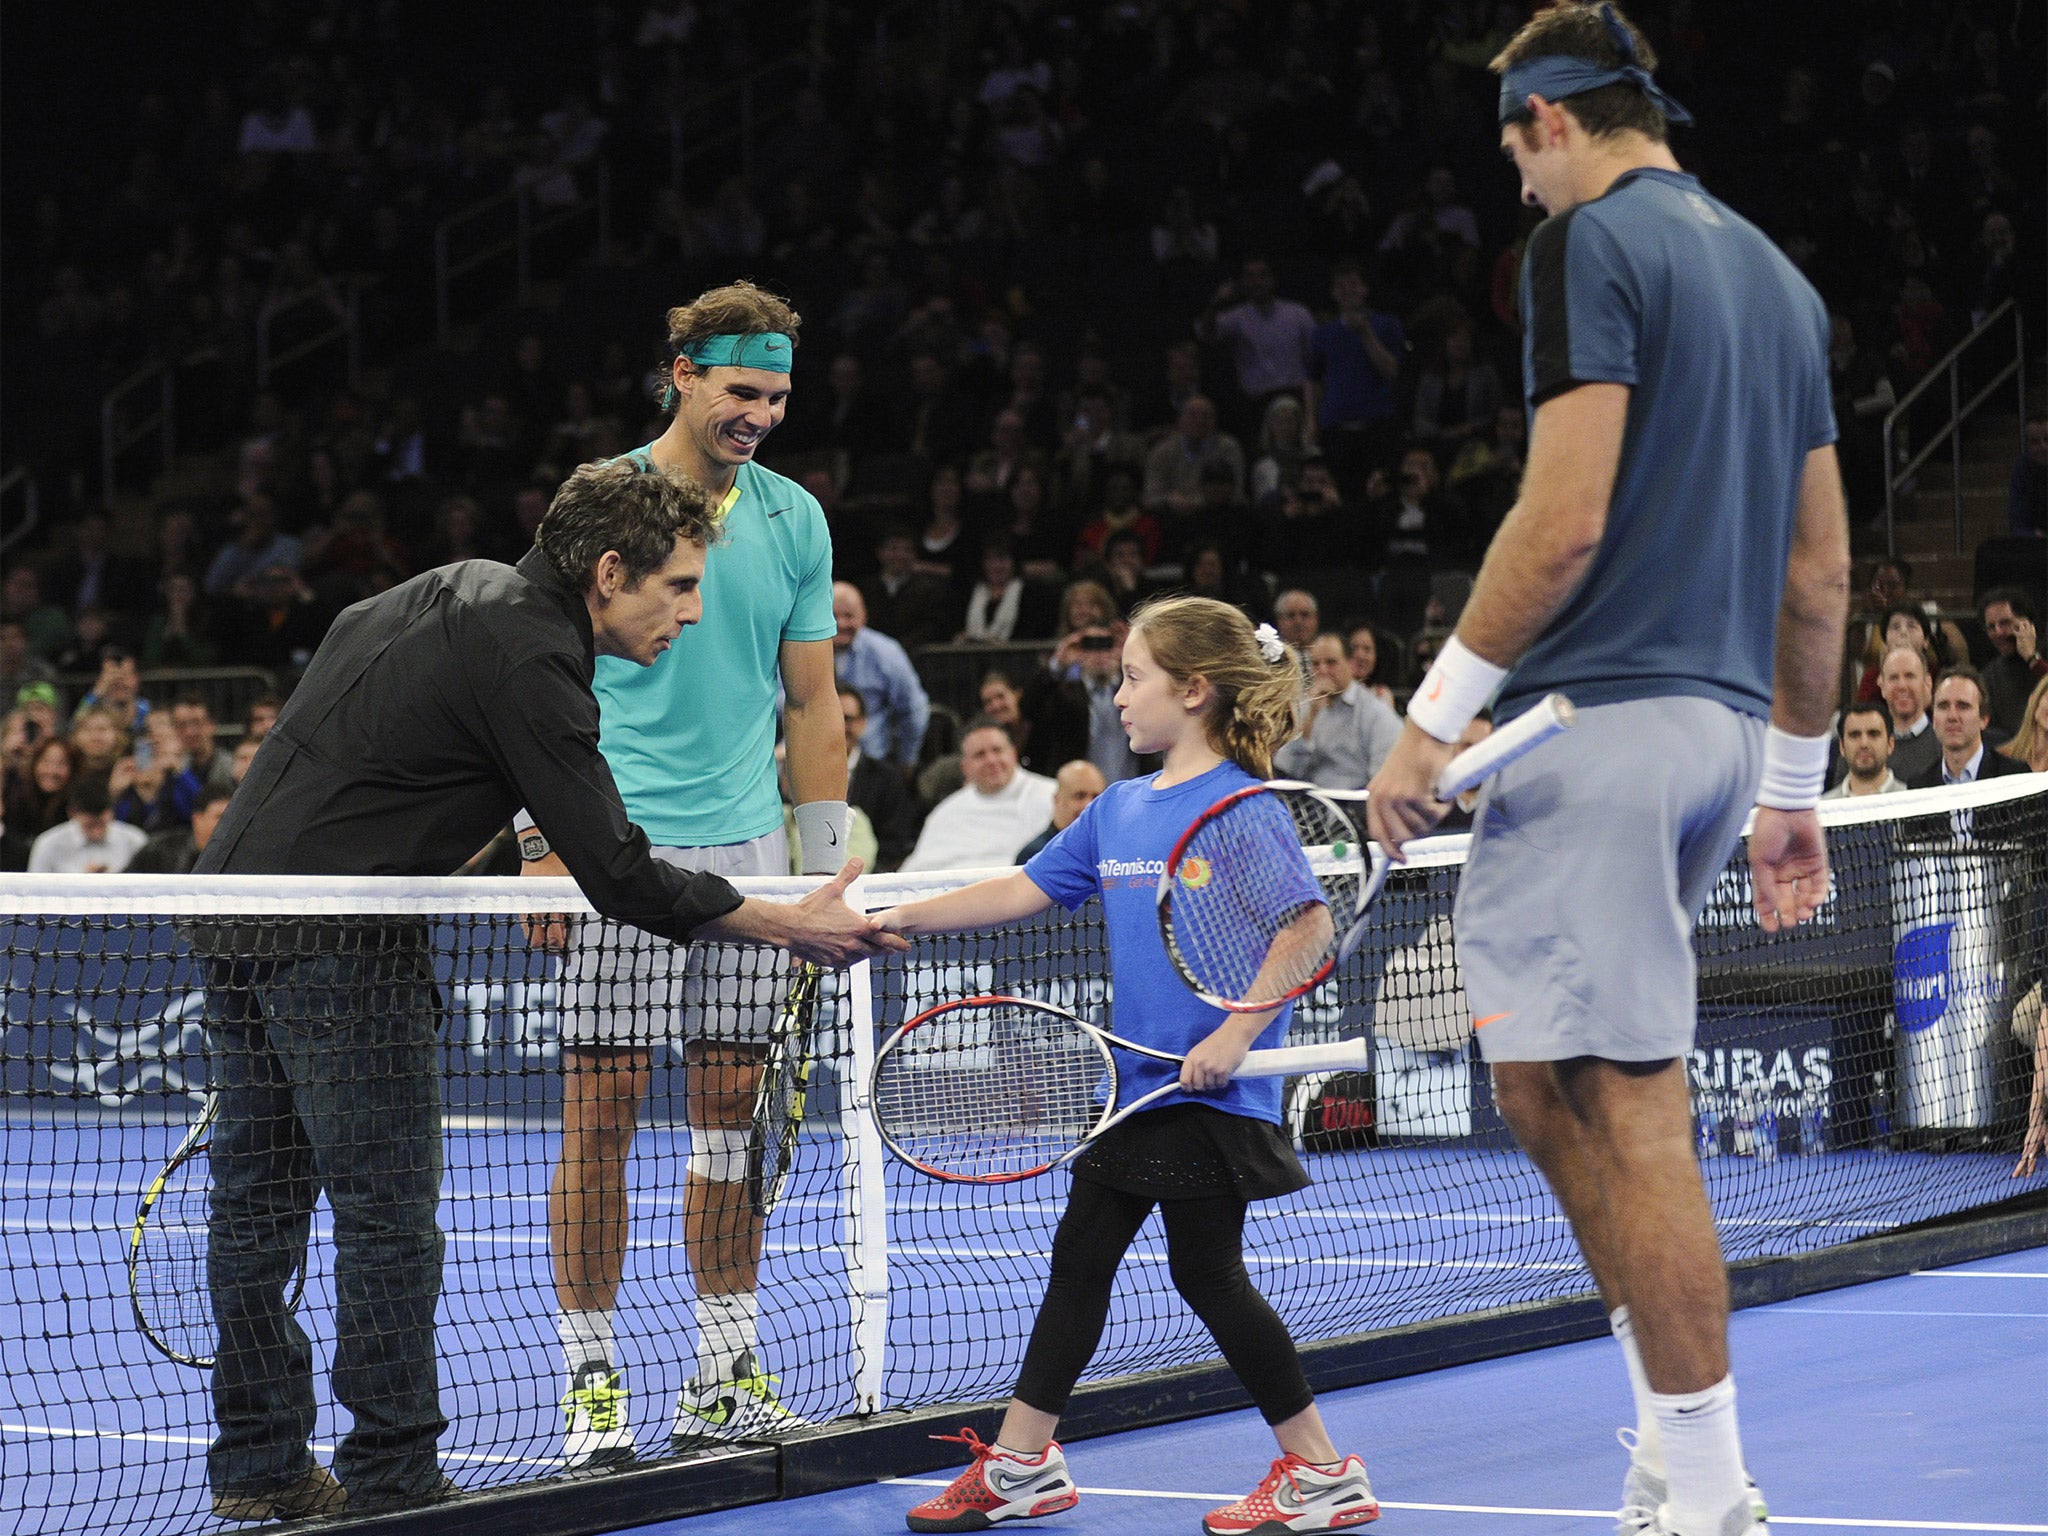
top-left (1071, 1102), bottom-right (1310, 1202)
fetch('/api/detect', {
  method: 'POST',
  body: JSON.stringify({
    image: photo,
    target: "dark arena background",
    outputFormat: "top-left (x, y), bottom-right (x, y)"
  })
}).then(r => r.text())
top-left (2, 4), bottom-right (2045, 1536)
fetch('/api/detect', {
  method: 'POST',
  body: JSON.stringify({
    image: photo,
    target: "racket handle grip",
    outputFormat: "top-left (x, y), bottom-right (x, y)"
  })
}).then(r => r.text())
top-left (1238, 1038), bottom-right (1371, 1077)
top-left (1433, 692), bottom-right (1575, 802)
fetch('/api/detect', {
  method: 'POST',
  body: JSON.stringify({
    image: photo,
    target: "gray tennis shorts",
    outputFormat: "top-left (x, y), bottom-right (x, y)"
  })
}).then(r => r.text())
top-left (1456, 696), bottom-right (1764, 1064)
top-left (559, 827), bottom-right (790, 1049)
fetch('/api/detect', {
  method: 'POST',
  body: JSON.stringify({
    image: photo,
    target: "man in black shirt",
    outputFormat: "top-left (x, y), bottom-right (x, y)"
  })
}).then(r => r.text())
top-left (196, 460), bottom-right (897, 1522)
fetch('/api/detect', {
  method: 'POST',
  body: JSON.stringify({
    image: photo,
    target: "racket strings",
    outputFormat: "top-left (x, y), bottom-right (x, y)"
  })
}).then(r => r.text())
top-left (750, 971), bottom-right (817, 1212)
top-left (135, 1165), bottom-right (217, 1363)
top-left (872, 1001), bottom-right (1114, 1180)
top-left (1167, 791), bottom-right (1363, 1007)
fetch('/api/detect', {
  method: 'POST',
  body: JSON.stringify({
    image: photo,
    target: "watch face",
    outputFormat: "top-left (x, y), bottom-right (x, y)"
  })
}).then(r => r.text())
top-left (518, 831), bottom-right (549, 862)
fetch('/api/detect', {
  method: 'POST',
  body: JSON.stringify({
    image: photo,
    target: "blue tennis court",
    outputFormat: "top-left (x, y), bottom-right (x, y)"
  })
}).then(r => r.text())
top-left (2, 1114), bottom-right (2037, 1535)
top-left (624, 1243), bottom-right (2048, 1536)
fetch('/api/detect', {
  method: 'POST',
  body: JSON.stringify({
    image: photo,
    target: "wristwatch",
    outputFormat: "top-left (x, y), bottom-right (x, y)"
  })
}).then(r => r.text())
top-left (517, 827), bottom-right (551, 862)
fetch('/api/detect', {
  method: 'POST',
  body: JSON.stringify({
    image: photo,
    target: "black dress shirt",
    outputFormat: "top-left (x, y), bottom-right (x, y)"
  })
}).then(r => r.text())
top-left (199, 550), bottom-right (743, 941)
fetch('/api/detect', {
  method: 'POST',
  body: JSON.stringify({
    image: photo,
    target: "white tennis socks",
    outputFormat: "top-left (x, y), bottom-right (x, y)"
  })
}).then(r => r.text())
top-left (696, 1291), bottom-right (760, 1382)
top-left (557, 1308), bottom-right (616, 1376)
top-left (1609, 1306), bottom-right (1664, 1474)
top-left (1650, 1375), bottom-right (1747, 1535)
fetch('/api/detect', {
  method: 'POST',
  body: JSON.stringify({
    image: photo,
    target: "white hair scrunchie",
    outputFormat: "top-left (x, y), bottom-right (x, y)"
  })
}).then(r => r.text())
top-left (1253, 623), bottom-right (1287, 665)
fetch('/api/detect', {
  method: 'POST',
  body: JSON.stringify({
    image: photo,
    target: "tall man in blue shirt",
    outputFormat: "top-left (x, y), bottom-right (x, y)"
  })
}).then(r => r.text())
top-left (1369, 10), bottom-right (1849, 1536)
top-left (518, 283), bottom-right (850, 1468)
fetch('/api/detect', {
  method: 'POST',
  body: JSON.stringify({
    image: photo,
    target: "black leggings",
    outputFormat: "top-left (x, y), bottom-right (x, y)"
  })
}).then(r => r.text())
top-left (1012, 1178), bottom-right (1314, 1427)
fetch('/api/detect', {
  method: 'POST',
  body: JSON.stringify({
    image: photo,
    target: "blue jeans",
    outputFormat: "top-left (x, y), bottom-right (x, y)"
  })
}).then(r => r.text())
top-left (203, 944), bottom-right (447, 1501)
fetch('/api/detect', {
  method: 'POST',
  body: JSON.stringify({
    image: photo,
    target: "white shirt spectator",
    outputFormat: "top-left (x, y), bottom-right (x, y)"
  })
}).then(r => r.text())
top-left (902, 770), bottom-right (1055, 873)
top-left (961, 580), bottom-right (1023, 643)
top-left (29, 817), bottom-right (148, 874)
top-left (1821, 770), bottom-right (1907, 798)
top-left (1212, 298), bottom-right (1317, 398)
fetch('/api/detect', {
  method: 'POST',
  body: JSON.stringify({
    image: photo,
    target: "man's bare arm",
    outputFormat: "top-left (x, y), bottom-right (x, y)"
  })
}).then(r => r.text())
top-left (1456, 382), bottom-right (1629, 667)
top-left (1364, 383), bottom-right (1627, 857)
top-left (1748, 445), bottom-right (1852, 933)
top-left (1768, 446), bottom-right (1853, 734)
top-left (781, 636), bottom-right (849, 805)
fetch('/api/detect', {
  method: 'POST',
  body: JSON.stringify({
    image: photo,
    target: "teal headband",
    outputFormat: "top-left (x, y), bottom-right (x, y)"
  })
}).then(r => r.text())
top-left (678, 332), bottom-right (794, 372)
top-left (1498, 4), bottom-right (1692, 127)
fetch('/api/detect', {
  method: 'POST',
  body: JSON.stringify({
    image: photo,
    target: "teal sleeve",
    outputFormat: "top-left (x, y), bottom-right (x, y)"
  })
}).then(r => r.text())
top-left (785, 492), bottom-right (838, 642)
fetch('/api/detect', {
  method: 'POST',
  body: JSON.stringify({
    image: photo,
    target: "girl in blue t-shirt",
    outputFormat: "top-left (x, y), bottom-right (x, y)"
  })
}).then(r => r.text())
top-left (878, 596), bottom-right (1379, 1536)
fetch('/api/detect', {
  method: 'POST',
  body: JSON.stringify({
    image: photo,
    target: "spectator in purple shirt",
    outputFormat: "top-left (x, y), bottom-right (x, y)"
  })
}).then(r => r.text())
top-left (1196, 257), bottom-right (1316, 438)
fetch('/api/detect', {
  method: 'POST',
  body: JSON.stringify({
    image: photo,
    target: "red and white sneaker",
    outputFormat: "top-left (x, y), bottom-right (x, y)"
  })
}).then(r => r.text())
top-left (905, 1429), bottom-right (1079, 1533)
top-left (1203, 1453), bottom-right (1380, 1535)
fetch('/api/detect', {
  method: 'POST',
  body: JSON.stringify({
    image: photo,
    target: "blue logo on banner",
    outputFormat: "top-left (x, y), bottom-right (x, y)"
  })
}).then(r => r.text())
top-left (1893, 922), bottom-right (1953, 1033)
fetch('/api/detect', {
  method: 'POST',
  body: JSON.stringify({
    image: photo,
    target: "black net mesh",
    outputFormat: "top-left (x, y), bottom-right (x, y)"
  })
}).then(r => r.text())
top-left (2, 780), bottom-right (2043, 1535)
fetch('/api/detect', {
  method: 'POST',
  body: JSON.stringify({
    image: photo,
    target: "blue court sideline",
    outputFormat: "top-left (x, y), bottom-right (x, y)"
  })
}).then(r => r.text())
top-left (620, 1244), bottom-right (2048, 1536)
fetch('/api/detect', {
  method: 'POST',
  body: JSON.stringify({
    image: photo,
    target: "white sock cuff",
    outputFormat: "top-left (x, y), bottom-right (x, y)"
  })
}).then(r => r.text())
top-left (556, 1308), bottom-right (616, 1373)
top-left (695, 1290), bottom-right (762, 1380)
top-left (1648, 1374), bottom-right (1735, 1416)
top-left (1609, 1304), bottom-right (1633, 1339)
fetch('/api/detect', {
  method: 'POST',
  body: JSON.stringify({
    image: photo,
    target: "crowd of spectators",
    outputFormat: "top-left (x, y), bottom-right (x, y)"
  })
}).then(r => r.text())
top-left (4, 1), bottom-right (2043, 872)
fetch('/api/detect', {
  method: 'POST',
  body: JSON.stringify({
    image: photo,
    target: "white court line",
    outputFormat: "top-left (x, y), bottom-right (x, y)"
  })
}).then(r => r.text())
top-left (0, 1421), bottom-right (551, 1468)
top-left (885, 1480), bottom-right (2048, 1531)
top-left (1912, 1270), bottom-right (2048, 1280)
top-left (1766, 1308), bottom-right (2048, 1320)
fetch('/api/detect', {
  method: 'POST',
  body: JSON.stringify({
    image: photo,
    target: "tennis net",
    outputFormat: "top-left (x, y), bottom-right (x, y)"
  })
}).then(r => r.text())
top-left (2, 777), bottom-right (2043, 1536)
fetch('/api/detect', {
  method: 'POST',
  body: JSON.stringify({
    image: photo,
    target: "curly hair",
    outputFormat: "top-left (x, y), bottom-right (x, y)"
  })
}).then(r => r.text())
top-left (535, 459), bottom-right (725, 589)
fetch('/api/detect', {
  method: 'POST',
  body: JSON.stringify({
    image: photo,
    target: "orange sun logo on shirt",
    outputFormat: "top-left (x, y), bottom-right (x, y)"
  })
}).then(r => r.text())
top-left (1178, 856), bottom-right (1213, 890)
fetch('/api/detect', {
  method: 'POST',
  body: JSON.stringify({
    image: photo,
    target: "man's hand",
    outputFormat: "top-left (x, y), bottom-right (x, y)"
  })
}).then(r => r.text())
top-left (518, 848), bottom-right (574, 953)
top-left (1748, 806), bottom-right (1831, 933)
top-left (779, 858), bottom-right (910, 967)
top-left (2016, 1120), bottom-right (2045, 1180)
top-left (1366, 721), bottom-right (1458, 862)
top-left (2015, 615), bottom-right (2037, 664)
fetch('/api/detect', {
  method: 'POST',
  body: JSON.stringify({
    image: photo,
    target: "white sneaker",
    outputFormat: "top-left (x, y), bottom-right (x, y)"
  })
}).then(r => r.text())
top-left (904, 1430), bottom-right (1079, 1532)
top-left (1202, 1453), bottom-right (1380, 1534)
top-left (670, 1349), bottom-right (806, 1450)
top-left (560, 1361), bottom-right (634, 1470)
top-left (1615, 1431), bottom-right (1767, 1536)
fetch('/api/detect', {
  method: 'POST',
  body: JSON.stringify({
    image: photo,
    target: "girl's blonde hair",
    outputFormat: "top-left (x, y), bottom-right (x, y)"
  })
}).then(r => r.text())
top-left (2000, 672), bottom-right (2048, 768)
top-left (1128, 594), bottom-right (1301, 777)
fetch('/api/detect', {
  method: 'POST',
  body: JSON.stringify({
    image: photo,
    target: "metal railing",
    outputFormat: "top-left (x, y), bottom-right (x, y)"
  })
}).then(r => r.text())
top-left (100, 361), bottom-right (177, 498)
top-left (256, 281), bottom-right (362, 390)
top-left (0, 468), bottom-right (40, 558)
top-left (434, 161), bottom-right (611, 343)
top-left (1882, 299), bottom-right (2027, 556)
top-left (58, 666), bottom-right (281, 730)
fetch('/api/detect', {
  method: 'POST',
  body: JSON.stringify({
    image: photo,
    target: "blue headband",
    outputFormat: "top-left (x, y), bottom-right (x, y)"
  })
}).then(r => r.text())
top-left (678, 332), bottom-right (794, 372)
top-left (1497, 4), bottom-right (1693, 127)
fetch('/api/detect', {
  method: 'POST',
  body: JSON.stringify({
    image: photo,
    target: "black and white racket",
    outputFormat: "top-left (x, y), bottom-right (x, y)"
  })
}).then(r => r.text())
top-left (128, 1093), bottom-right (307, 1369)
top-left (747, 962), bottom-right (820, 1217)
top-left (1159, 693), bottom-right (1576, 1012)
top-left (869, 994), bottom-right (1369, 1184)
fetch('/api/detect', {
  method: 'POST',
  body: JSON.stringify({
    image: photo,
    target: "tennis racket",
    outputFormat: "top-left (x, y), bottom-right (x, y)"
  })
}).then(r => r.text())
top-left (869, 993), bottom-right (1370, 1184)
top-left (1159, 693), bottom-right (1576, 1012)
top-left (129, 1093), bottom-right (307, 1369)
top-left (747, 962), bottom-right (820, 1217)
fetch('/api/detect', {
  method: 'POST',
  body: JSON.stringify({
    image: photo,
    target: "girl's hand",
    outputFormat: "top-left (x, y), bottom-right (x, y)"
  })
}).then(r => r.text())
top-left (872, 906), bottom-right (917, 938)
top-left (1179, 1026), bottom-right (1250, 1094)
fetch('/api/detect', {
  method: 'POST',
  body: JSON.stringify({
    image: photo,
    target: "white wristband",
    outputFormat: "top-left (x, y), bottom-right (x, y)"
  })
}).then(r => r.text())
top-left (1756, 725), bottom-right (1831, 811)
top-left (794, 800), bottom-right (850, 876)
top-left (1405, 635), bottom-right (1508, 744)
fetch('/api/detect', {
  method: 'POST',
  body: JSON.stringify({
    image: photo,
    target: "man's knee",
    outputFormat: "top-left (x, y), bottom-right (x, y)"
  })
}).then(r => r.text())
top-left (1490, 1060), bottom-right (1567, 1141)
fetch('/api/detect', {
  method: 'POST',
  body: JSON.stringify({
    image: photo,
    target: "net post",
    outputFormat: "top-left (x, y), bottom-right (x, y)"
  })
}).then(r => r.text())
top-left (842, 874), bottom-right (891, 1414)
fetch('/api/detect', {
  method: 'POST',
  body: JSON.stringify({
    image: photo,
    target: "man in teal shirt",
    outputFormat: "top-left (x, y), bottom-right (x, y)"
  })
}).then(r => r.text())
top-left (518, 282), bottom-right (848, 1467)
